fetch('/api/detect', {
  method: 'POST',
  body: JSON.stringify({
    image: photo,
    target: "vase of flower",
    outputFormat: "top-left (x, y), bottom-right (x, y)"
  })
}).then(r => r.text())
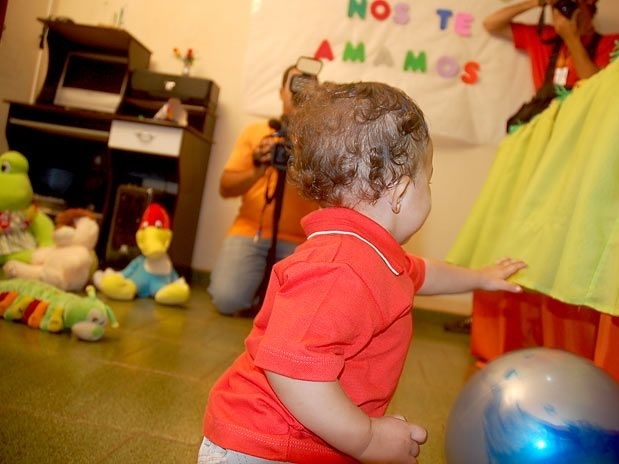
top-left (174, 47), bottom-right (195, 76)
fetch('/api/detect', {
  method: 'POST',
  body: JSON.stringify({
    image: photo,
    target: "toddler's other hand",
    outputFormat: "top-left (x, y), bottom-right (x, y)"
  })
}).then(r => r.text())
top-left (358, 415), bottom-right (427, 464)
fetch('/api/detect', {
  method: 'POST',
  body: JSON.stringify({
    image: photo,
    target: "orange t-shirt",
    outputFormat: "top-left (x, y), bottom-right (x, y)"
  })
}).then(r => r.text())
top-left (223, 121), bottom-right (318, 243)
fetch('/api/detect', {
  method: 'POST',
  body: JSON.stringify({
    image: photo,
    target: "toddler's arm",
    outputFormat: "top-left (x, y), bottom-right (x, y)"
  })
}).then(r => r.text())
top-left (265, 371), bottom-right (426, 463)
top-left (418, 257), bottom-right (527, 296)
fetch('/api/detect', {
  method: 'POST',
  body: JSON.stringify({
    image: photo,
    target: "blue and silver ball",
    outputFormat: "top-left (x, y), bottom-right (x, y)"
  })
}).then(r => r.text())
top-left (445, 347), bottom-right (619, 464)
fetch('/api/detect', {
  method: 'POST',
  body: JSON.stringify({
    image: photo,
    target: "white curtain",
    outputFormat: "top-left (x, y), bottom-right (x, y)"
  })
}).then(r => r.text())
top-left (244, 0), bottom-right (535, 145)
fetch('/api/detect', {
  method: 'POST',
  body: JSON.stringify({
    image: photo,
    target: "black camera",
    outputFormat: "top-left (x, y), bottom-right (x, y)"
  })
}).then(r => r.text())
top-left (554, 0), bottom-right (579, 19)
top-left (269, 118), bottom-right (290, 171)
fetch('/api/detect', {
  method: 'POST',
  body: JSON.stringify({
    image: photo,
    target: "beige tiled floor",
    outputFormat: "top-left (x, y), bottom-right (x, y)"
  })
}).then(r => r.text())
top-left (0, 283), bottom-right (476, 463)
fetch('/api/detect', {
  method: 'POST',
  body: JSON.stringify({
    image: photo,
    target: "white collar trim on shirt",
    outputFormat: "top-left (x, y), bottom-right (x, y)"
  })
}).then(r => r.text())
top-left (306, 230), bottom-right (401, 276)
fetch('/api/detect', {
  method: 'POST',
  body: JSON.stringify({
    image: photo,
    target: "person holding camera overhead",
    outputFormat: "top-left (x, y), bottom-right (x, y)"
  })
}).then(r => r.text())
top-left (208, 64), bottom-right (319, 317)
top-left (483, 0), bottom-right (618, 92)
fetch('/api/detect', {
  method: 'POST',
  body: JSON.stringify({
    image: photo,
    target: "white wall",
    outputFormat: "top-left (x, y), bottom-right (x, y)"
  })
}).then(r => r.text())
top-left (1, 1), bottom-right (617, 314)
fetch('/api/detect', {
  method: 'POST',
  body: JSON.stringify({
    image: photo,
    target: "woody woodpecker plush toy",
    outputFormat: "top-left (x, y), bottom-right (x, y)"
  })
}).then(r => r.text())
top-left (93, 203), bottom-right (190, 305)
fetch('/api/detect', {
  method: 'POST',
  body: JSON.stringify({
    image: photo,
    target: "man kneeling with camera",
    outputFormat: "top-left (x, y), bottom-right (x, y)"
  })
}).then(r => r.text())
top-left (208, 59), bottom-right (322, 317)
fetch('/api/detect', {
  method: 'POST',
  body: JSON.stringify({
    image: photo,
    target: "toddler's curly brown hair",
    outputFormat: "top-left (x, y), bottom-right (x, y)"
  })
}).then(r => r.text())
top-left (287, 81), bottom-right (430, 208)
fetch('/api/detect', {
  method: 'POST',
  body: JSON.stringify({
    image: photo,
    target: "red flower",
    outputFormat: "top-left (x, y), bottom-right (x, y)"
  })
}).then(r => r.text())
top-left (173, 47), bottom-right (195, 65)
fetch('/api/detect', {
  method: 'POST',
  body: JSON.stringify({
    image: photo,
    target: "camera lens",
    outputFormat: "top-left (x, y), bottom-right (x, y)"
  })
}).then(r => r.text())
top-left (554, 0), bottom-right (578, 19)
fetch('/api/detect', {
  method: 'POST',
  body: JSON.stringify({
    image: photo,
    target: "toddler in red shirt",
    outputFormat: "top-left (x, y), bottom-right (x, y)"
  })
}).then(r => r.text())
top-left (198, 81), bottom-right (527, 464)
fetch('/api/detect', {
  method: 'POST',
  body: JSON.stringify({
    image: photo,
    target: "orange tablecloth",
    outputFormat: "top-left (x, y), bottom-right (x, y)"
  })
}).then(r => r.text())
top-left (471, 290), bottom-right (619, 382)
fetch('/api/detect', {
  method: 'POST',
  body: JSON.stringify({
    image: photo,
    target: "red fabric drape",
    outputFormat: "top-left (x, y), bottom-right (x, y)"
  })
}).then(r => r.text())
top-left (471, 290), bottom-right (618, 382)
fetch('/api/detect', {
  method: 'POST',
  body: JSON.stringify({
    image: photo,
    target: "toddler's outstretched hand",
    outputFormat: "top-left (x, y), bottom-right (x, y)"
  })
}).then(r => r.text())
top-left (357, 415), bottom-right (427, 464)
top-left (477, 257), bottom-right (527, 293)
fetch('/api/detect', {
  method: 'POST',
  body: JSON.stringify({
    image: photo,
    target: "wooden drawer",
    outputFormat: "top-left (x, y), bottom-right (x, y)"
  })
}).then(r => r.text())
top-left (108, 119), bottom-right (182, 157)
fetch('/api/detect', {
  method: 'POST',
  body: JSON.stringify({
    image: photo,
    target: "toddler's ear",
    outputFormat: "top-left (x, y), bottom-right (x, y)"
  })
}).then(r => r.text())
top-left (389, 176), bottom-right (411, 214)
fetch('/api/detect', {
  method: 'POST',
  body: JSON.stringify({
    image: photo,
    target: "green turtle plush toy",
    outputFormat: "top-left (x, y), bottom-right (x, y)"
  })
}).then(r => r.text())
top-left (0, 151), bottom-right (55, 265)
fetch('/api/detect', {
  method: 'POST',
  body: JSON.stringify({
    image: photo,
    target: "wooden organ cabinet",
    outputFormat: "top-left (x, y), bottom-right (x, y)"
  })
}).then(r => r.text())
top-left (5, 19), bottom-right (219, 278)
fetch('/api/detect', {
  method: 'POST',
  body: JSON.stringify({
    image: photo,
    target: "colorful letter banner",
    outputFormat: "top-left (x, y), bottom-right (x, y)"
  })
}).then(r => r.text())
top-left (244, 0), bottom-right (537, 145)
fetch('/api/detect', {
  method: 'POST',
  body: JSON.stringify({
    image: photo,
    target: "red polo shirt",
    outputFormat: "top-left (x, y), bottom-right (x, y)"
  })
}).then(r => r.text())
top-left (203, 207), bottom-right (426, 463)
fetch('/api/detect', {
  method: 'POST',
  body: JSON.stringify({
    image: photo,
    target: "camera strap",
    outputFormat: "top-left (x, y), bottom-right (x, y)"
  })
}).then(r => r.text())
top-left (537, 5), bottom-right (556, 44)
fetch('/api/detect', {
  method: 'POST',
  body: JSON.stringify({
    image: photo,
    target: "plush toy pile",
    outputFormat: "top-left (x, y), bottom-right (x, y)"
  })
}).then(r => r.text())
top-left (0, 150), bottom-right (188, 344)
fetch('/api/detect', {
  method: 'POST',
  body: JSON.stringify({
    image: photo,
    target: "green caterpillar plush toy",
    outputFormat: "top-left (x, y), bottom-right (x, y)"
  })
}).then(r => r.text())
top-left (0, 278), bottom-right (118, 341)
